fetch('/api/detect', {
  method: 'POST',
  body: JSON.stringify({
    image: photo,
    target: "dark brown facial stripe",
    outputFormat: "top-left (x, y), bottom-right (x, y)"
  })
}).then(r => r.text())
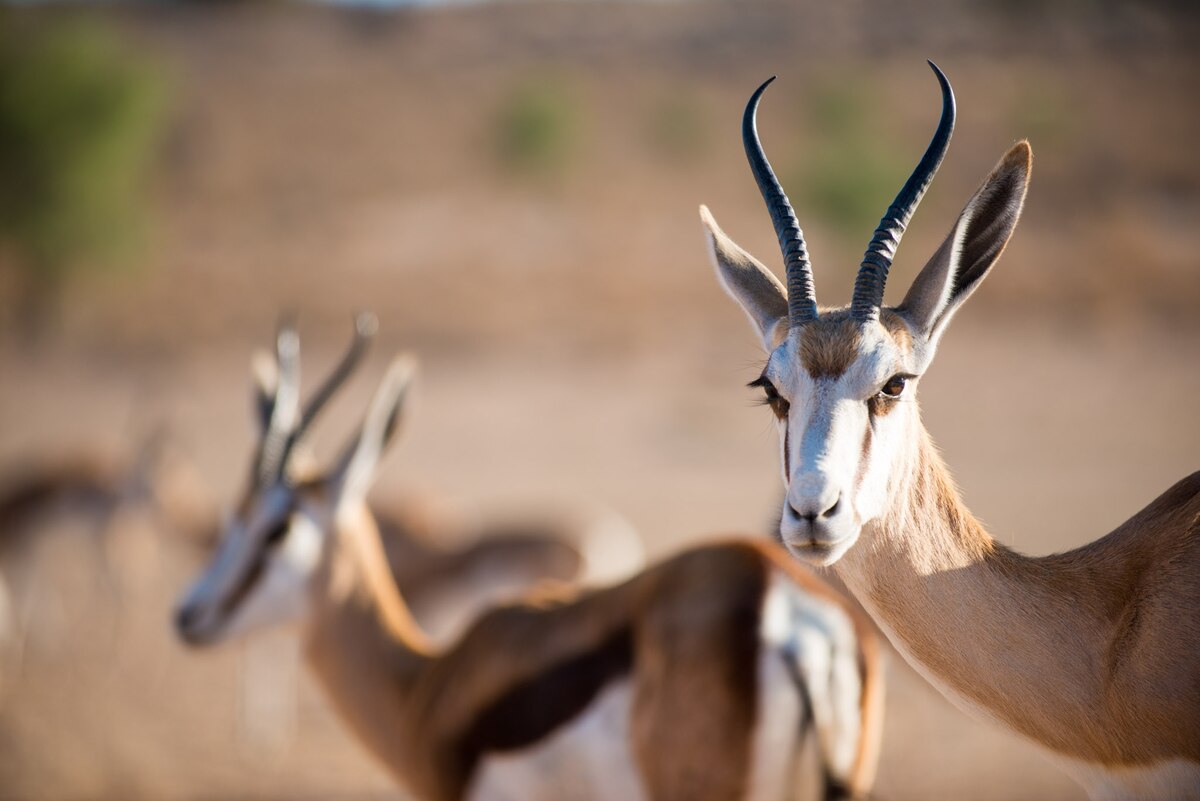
top-left (219, 516), bottom-right (291, 619)
top-left (453, 626), bottom-right (634, 776)
top-left (867, 394), bottom-right (900, 417)
top-left (784, 425), bottom-right (791, 477)
top-left (853, 421), bottom-right (873, 496)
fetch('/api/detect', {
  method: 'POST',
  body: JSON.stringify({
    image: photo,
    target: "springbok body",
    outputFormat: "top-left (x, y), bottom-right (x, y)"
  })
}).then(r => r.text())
top-left (175, 338), bottom-right (884, 801)
top-left (703, 63), bottom-right (1200, 800)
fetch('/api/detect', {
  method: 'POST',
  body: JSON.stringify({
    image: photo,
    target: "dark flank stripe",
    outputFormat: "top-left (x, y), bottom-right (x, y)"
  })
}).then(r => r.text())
top-left (452, 626), bottom-right (634, 776)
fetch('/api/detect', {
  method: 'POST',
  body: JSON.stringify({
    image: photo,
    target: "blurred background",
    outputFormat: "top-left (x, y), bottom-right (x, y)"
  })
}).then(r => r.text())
top-left (0, 1), bottom-right (1197, 799)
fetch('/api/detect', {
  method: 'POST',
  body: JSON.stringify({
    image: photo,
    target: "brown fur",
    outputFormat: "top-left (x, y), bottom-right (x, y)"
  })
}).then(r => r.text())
top-left (838, 429), bottom-right (1200, 768)
top-left (798, 316), bottom-right (862, 379)
top-left (301, 496), bottom-right (881, 801)
top-left (793, 309), bottom-right (910, 383)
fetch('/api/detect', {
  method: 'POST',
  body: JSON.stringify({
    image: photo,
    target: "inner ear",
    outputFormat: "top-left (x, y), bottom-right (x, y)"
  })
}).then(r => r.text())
top-left (700, 205), bottom-right (788, 349)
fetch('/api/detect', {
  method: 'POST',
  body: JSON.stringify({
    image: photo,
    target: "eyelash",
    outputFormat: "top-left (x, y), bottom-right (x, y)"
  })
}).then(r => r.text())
top-left (749, 377), bottom-right (790, 420)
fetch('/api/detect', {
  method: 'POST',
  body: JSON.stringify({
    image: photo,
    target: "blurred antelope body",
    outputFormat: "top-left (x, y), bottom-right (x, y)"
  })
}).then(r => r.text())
top-left (703, 63), bottom-right (1200, 800)
top-left (176, 327), bottom-right (884, 801)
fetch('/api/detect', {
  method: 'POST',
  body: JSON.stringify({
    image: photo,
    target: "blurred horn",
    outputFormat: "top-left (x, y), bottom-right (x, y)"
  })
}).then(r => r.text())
top-left (277, 312), bottom-right (377, 477)
top-left (743, 76), bottom-right (818, 327)
top-left (256, 320), bottom-right (301, 484)
top-left (851, 61), bottom-right (956, 322)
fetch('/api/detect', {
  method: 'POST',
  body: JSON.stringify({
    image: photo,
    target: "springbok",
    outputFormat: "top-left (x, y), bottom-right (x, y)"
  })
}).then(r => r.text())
top-left (233, 315), bottom-right (642, 643)
top-left (701, 62), bottom-right (1200, 800)
top-left (174, 340), bottom-right (885, 801)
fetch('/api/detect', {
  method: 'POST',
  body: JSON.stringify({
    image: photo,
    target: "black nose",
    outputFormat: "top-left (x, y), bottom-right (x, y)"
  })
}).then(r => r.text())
top-left (175, 604), bottom-right (199, 634)
top-left (789, 493), bottom-right (841, 522)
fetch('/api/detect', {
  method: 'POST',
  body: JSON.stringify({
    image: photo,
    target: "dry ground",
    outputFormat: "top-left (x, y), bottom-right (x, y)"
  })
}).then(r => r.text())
top-left (1, 3), bottom-right (1198, 800)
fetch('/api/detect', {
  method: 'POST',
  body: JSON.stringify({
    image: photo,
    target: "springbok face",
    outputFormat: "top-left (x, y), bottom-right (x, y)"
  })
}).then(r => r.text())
top-left (703, 63), bottom-right (1031, 566)
top-left (175, 315), bottom-right (415, 646)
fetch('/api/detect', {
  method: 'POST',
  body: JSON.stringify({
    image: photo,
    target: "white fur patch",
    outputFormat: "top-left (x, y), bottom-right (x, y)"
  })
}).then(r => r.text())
top-left (746, 632), bottom-right (806, 801)
top-left (760, 574), bottom-right (864, 787)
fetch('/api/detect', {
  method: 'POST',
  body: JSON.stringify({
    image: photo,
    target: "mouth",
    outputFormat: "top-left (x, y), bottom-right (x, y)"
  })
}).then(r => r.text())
top-left (778, 519), bottom-right (855, 566)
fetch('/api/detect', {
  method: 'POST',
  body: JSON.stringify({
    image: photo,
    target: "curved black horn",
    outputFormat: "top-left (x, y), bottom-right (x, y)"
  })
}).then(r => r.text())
top-left (277, 312), bottom-right (378, 478)
top-left (743, 76), bottom-right (818, 327)
top-left (256, 321), bottom-right (301, 484)
top-left (851, 61), bottom-right (956, 322)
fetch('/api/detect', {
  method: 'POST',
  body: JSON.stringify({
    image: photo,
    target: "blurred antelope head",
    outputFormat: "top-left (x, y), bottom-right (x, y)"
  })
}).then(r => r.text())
top-left (702, 63), bottom-right (1030, 565)
top-left (175, 314), bottom-right (414, 645)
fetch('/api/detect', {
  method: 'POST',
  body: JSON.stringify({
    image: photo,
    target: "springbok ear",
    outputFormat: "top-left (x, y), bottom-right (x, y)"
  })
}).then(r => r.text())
top-left (250, 348), bottom-right (278, 433)
top-left (701, 205), bottom-right (788, 350)
top-left (898, 141), bottom-right (1031, 345)
top-left (332, 355), bottom-right (417, 514)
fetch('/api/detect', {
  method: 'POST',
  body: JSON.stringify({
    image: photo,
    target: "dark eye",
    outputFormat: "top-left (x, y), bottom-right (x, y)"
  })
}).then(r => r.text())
top-left (750, 376), bottom-right (791, 420)
top-left (879, 375), bottom-right (908, 398)
top-left (264, 519), bottom-right (290, 545)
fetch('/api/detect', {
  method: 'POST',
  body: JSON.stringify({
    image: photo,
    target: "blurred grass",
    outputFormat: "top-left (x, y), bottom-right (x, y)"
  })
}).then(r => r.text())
top-left (789, 78), bottom-right (909, 241)
top-left (0, 17), bottom-right (166, 333)
top-left (493, 75), bottom-right (580, 178)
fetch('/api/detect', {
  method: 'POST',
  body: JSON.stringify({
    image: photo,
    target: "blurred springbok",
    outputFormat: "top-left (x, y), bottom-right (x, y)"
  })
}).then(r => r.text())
top-left (701, 62), bottom-right (1200, 800)
top-left (175, 340), bottom-right (885, 801)
top-left (231, 315), bottom-right (642, 642)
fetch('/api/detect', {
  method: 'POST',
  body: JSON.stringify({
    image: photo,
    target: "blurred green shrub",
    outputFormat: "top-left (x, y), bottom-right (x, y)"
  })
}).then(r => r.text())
top-left (494, 77), bottom-right (579, 177)
top-left (792, 80), bottom-right (907, 239)
top-left (0, 18), bottom-right (166, 331)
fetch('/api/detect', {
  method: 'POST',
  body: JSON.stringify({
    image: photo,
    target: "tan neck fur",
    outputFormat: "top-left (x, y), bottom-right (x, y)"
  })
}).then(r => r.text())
top-left (834, 421), bottom-right (1200, 766)
top-left (302, 504), bottom-right (433, 781)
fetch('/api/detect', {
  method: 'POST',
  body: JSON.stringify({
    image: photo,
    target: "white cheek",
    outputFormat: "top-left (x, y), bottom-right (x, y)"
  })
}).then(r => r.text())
top-left (856, 412), bottom-right (908, 521)
top-left (282, 515), bottom-right (324, 573)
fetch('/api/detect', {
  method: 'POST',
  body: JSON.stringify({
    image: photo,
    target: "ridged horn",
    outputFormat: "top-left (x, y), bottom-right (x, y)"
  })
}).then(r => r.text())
top-left (851, 61), bottom-right (956, 322)
top-left (743, 76), bottom-right (818, 327)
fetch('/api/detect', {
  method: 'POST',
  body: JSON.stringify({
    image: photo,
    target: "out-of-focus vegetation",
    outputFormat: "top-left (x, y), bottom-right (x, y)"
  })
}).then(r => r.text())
top-left (0, 17), bottom-right (166, 334)
top-left (493, 76), bottom-right (580, 178)
top-left (792, 79), bottom-right (908, 241)
top-left (645, 90), bottom-right (709, 165)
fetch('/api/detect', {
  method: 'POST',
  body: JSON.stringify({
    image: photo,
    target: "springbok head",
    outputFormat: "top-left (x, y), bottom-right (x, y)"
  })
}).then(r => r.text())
top-left (175, 314), bottom-right (416, 645)
top-left (702, 63), bottom-right (1031, 566)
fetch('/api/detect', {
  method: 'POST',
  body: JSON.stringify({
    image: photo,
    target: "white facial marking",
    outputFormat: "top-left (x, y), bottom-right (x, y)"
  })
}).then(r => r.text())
top-left (767, 321), bottom-right (916, 566)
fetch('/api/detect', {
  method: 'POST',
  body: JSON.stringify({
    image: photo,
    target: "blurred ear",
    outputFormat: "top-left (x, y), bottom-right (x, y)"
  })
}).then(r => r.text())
top-left (250, 349), bottom-right (278, 433)
top-left (898, 141), bottom-right (1031, 346)
top-left (332, 355), bottom-right (417, 514)
top-left (701, 205), bottom-right (788, 350)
